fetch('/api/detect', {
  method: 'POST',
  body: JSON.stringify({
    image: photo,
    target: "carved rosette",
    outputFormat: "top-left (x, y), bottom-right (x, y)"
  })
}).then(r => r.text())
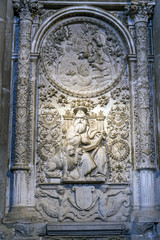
top-left (130, 2), bottom-right (155, 169)
top-left (12, 0), bottom-right (38, 169)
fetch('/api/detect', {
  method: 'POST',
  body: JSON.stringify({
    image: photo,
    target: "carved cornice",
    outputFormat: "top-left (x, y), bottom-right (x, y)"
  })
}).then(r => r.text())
top-left (130, 1), bottom-right (154, 23)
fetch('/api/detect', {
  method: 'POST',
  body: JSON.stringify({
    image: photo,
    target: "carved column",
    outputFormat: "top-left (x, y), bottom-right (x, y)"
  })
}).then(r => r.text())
top-left (130, 2), bottom-right (155, 211)
top-left (11, 0), bottom-right (38, 207)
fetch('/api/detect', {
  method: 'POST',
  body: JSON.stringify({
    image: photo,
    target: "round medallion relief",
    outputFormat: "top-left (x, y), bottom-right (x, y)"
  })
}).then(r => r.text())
top-left (108, 139), bottom-right (130, 161)
top-left (41, 17), bottom-right (127, 97)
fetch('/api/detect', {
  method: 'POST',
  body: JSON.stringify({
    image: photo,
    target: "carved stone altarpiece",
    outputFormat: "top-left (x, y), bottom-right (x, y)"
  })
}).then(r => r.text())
top-left (9, 1), bottom-right (159, 239)
top-left (35, 15), bottom-right (131, 223)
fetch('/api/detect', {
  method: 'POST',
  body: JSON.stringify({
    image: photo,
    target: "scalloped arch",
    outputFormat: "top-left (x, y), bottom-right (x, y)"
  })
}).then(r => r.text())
top-left (31, 6), bottom-right (135, 54)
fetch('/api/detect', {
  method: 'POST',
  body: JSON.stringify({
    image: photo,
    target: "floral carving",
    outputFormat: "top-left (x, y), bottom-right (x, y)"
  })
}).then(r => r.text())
top-left (39, 83), bottom-right (57, 102)
top-left (108, 139), bottom-right (130, 161)
top-left (12, 0), bottom-right (40, 170)
top-left (13, 14), bottom-right (32, 167)
top-left (57, 94), bottom-right (68, 106)
top-left (130, 2), bottom-right (154, 23)
top-left (106, 104), bottom-right (130, 183)
top-left (37, 104), bottom-right (61, 182)
top-left (111, 86), bottom-right (129, 104)
top-left (130, 2), bottom-right (155, 169)
top-left (70, 99), bottom-right (97, 110)
top-left (97, 95), bottom-right (110, 107)
top-left (12, 0), bottom-right (39, 15)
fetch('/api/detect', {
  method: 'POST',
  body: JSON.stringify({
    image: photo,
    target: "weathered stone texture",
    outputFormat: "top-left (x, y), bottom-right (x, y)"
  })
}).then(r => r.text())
top-left (0, 0), bottom-right (13, 221)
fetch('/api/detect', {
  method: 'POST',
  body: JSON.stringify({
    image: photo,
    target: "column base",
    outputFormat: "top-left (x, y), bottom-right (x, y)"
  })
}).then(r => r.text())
top-left (136, 207), bottom-right (160, 222)
top-left (3, 206), bottom-right (38, 223)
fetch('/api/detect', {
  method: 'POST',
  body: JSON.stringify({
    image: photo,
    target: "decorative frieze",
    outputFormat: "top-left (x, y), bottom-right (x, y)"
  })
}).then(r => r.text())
top-left (11, 0), bottom-right (39, 207)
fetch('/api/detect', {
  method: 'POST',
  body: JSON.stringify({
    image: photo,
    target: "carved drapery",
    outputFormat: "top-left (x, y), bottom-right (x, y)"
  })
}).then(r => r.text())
top-left (130, 2), bottom-right (155, 170)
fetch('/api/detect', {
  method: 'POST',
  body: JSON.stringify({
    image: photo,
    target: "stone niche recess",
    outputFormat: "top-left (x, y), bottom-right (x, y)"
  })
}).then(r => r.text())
top-left (36, 8), bottom-right (131, 223)
top-left (3, 0), bottom-right (160, 240)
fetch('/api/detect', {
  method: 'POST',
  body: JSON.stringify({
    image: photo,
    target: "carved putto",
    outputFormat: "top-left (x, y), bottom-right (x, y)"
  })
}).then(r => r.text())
top-left (41, 18), bottom-right (127, 97)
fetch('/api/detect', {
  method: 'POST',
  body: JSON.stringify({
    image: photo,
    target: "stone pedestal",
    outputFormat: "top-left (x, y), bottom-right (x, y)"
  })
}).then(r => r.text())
top-left (140, 169), bottom-right (155, 209)
top-left (12, 169), bottom-right (29, 207)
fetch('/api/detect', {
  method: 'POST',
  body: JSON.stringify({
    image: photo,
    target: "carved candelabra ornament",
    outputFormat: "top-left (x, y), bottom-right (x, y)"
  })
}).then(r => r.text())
top-left (107, 103), bottom-right (130, 183)
top-left (130, 2), bottom-right (155, 169)
top-left (12, 0), bottom-right (39, 169)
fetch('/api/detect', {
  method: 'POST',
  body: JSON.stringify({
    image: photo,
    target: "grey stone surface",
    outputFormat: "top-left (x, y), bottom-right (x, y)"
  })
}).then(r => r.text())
top-left (47, 223), bottom-right (127, 236)
top-left (0, 0), bottom-right (8, 222)
top-left (153, 0), bottom-right (160, 174)
top-left (0, 0), bottom-right (13, 220)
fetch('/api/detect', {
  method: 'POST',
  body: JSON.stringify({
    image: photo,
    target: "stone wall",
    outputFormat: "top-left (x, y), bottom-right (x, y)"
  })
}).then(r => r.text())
top-left (153, 0), bottom-right (160, 171)
top-left (0, 0), bottom-right (13, 220)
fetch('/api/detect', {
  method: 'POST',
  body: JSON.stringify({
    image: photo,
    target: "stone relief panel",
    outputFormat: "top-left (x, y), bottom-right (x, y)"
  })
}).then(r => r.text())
top-left (35, 185), bottom-right (131, 222)
top-left (37, 101), bottom-right (108, 183)
top-left (36, 15), bottom-right (131, 223)
top-left (41, 17), bottom-right (127, 97)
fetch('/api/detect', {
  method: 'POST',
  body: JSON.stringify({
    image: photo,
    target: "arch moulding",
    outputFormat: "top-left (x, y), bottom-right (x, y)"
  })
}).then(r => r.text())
top-left (31, 6), bottom-right (136, 55)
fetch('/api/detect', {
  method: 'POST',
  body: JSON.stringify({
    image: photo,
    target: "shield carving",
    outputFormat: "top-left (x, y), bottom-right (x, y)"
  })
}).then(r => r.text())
top-left (73, 186), bottom-right (95, 210)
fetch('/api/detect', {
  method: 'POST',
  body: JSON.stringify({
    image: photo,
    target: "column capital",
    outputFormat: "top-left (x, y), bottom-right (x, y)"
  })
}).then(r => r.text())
top-left (130, 1), bottom-right (155, 23)
top-left (12, 0), bottom-right (39, 16)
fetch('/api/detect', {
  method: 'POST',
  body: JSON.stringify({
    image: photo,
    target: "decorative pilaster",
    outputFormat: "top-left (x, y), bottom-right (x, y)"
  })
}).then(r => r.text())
top-left (130, 1), bottom-right (155, 211)
top-left (130, 1), bottom-right (154, 169)
top-left (11, 0), bottom-right (38, 207)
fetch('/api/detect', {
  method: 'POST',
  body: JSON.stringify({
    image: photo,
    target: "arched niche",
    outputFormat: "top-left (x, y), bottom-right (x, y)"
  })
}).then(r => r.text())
top-left (32, 5), bottom-right (135, 223)
top-left (31, 6), bottom-right (135, 55)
